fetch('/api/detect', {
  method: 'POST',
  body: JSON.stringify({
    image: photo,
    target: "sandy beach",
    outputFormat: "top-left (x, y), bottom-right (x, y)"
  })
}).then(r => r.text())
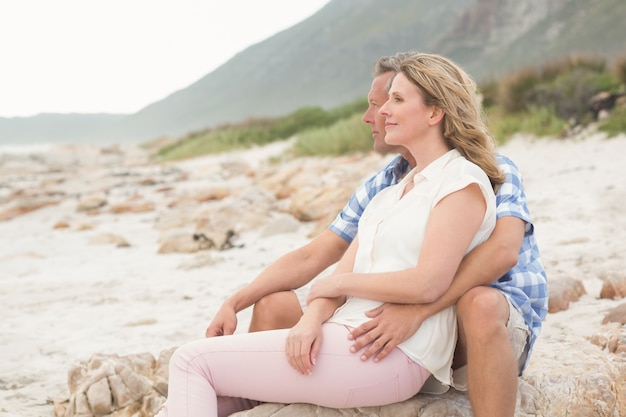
top-left (1, 130), bottom-right (625, 417)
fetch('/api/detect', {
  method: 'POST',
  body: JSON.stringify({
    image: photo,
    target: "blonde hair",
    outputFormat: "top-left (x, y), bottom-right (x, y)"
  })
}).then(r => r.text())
top-left (398, 53), bottom-right (505, 190)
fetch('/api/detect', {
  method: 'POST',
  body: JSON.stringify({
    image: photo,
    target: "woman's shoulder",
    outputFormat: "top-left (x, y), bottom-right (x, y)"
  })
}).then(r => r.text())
top-left (446, 151), bottom-right (488, 177)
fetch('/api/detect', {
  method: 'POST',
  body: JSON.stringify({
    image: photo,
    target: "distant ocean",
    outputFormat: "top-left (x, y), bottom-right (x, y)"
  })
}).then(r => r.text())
top-left (0, 143), bottom-right (55, 155)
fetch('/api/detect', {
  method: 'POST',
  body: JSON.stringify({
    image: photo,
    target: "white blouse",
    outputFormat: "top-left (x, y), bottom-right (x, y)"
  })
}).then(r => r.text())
top-left (328, 149), bottom-right (496, 386)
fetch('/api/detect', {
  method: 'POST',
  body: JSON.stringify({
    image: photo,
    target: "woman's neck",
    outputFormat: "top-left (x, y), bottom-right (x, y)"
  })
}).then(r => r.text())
top-left (408, 138), bottom-right (451, 172)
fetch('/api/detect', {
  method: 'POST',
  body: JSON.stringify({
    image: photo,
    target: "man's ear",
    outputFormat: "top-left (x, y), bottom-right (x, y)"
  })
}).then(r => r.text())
top-left (429, 107), bottom-right (445, 125)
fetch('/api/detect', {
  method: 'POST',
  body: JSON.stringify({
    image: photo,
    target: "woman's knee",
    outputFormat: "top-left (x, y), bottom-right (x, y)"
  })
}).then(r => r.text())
top-left (168, 344), bottom-right (194, 378)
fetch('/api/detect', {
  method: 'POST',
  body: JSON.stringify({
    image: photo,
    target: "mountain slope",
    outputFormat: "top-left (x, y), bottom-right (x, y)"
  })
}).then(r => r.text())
top-left (2, 0), bottom-right (625, 145)
top-left (90, 0), bottom-right (473, 143)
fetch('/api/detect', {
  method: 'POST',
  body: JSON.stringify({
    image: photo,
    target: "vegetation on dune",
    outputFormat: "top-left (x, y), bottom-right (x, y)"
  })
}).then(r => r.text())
top-left (156, 52), bottom-right (626, 161)
top-left (156, 98), bottom-right (367, 161)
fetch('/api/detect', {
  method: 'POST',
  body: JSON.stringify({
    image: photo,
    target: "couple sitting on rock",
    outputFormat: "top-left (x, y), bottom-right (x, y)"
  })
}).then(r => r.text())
top-left (155, 51), bottom-right (548, 417)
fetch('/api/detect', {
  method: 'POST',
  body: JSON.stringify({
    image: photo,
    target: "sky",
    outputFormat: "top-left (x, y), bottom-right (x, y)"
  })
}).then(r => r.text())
top-left (0, 0), bottom-right (331, 118)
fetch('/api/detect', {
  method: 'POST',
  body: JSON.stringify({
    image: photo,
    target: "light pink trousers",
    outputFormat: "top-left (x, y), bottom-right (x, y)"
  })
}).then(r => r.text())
top-left (155, 323), bottom-right (429, 417)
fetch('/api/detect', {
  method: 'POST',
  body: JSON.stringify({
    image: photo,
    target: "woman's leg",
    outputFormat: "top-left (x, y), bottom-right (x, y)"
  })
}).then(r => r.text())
top-left (158, 323), bottom-right (429, 417)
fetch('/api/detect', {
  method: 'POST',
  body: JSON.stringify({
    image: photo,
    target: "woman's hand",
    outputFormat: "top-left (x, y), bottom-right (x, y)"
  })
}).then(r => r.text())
top-left (285, 316), bottom-right (323, 375)
top-left (306, 274), bottom-right (344, 305)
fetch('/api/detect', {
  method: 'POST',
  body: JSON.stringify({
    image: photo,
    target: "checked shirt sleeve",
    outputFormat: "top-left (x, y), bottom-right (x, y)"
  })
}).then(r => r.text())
top-left (328, 155), bottom-right (405, 243)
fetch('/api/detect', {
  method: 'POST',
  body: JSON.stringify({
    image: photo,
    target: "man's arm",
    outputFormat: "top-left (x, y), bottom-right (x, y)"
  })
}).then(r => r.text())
top-left (308, 184), bottom-right (488, 305)
top-left (205, 229), bottom-right (350, 337)
top-left (350, 216), bottom-right (525, 361)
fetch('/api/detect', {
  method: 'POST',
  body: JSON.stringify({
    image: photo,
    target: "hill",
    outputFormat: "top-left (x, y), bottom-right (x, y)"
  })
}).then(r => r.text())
top-left (2, 0), bottom-right (625, 145)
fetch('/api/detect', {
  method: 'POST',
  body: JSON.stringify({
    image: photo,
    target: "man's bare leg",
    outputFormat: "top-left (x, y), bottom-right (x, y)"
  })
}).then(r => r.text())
top-left (456, 286), bottom-right (518, 417)
top-left (248, 291), bottom-right (303, 332)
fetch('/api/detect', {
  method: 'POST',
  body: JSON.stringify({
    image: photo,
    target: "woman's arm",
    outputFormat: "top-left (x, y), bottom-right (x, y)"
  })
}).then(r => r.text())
top-left (286, 237), bottom-right (358, 374)
top-left (309, 183), bottom-right (487, 305)
top-left (286, 295), bottom-right (345, 375)
top-left (348, 216), bottom-right (525, 361)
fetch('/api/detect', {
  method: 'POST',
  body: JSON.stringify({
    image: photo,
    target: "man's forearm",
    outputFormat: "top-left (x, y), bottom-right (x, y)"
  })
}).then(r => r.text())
top-left (424, 217), bottom-right (524, 315)
top-left (224, 231), bottom-right (349, 313)
top-left (224, 253), bottom-right (319, 313)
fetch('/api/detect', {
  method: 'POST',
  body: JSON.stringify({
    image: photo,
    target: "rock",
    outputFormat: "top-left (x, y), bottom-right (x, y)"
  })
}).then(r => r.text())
top-left (522, 332), bottom-right (626, 416)
top-left (600, 272), bottom-right (626, 300)
top-left (589, 92), bottom-right (626, 120)
top-left (86, 378), bottom-right (112, 416)
top-left (602, 303), bottom-right (626, 325)
top-left (54, 353), bottom-right (167, 417)
top-left (590, 322), bottom-right (626, 353)
top-left (193, 187), bottom-right (231, 203)
top-left (177, 253), bottom-right (225, 270)
top-left (547, 277), bottom-right (586, 313)
top-left (288, 185), bottom-right (350, 222)
top-left (0, 197), bottom-right (59, 221)
top-left (109, 197), bottom-right (155, 214)
top-left (258, 214), bottom-right (302, 238)
top-left (77, 193), bottom-right (108, 212)
top-left (88, 233), bottom-right (131, 247)
top-left (157, 233), bottom-right (206, 254)
top-left (53, 220), bottom-right (71, 229)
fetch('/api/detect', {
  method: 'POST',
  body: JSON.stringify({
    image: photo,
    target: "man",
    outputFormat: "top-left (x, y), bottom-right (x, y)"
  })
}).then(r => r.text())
top-left (206, 53), bottom-right (548, 417)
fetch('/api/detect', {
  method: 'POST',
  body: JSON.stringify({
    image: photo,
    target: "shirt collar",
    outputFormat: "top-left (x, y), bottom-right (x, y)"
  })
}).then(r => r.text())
top-left (403, 149), bottom-right (461, 185)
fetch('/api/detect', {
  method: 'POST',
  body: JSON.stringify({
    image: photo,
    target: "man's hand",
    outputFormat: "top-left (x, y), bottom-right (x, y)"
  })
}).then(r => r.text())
top-left (349, 303), bottom-right (426, 362)
top-left (205, 304), bottom-right (238, 337)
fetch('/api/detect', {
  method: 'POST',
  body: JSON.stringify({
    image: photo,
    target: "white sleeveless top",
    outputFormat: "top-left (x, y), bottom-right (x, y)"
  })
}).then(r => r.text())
top-left (327, 149), bottom-right (496, 386)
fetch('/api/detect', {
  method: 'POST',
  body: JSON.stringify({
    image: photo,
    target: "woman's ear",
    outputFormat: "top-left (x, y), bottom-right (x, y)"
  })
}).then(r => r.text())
top-left (428, 107), bottom-right (445, 125)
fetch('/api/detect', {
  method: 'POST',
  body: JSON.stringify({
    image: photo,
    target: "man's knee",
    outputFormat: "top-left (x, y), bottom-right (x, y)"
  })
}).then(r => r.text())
top-left (457, 287), bottom-right (509, 333)
top-left (249, 291), bottom-right (302, 332)
top-left (458, 287), bottom-right (508, 318)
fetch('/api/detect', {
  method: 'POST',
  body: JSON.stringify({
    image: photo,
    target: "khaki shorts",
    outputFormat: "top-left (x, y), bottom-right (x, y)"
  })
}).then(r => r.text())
top-left (446, 296), bottom-right (530, 393)
top-left (294, 285), bottom-right (311, 312)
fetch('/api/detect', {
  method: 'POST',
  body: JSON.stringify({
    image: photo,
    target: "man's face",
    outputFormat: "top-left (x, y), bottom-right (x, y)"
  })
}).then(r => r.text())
top-left (362, 72), bottom-right (403, 154)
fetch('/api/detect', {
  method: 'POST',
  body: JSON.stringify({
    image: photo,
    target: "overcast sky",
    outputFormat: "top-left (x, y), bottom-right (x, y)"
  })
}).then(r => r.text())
top-left (0, 0), bottom-right (331, 118)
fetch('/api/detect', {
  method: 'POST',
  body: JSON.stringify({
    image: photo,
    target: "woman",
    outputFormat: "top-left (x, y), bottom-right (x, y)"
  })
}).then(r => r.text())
top-left (156, 52), bottom-right (505, 417)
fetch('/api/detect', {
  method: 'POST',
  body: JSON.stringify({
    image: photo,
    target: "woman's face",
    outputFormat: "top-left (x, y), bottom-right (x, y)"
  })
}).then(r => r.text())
top-left (379, 72), bottom-right (433, 147)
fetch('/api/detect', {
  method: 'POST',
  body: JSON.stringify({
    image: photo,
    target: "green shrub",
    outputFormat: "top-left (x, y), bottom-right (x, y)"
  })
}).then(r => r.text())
top-left (498, 68), bottom-right (541, 113)
top-left (614, 54), bottom-right (626, 85)
top-left (156, 52), bottom-right (624, 162)
top-left (487, 105), bottom-right (567, 143)
top-left (497, 54), bottom-right (620, 124)
top-left (478, 78), bottom-right (499, 109)
top-left (291, 113), bottom-right (373, 156)
top-left (539, 54), bottom-right (607, 82)
top-left (523, 68), bottom-right (618, 123)
top-left (157, 98), bottom-right (369, 161)
top-left (598, 104), bottom-right (626, 137)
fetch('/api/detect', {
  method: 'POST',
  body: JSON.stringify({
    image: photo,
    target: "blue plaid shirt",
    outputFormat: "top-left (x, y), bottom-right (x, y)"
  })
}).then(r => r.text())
top-left (328, 153), bottom-right (548, 371)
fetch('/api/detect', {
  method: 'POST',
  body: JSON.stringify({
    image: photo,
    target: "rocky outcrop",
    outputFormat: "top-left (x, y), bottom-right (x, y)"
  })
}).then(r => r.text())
top-left (53, 324), bottom-right (626, 417)
top-left (53, 350), bottom-right (174, 417)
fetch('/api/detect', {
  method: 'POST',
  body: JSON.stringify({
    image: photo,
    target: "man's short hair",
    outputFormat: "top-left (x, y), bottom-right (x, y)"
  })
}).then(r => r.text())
top-left (373, 52), bottom-right (413, 76)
